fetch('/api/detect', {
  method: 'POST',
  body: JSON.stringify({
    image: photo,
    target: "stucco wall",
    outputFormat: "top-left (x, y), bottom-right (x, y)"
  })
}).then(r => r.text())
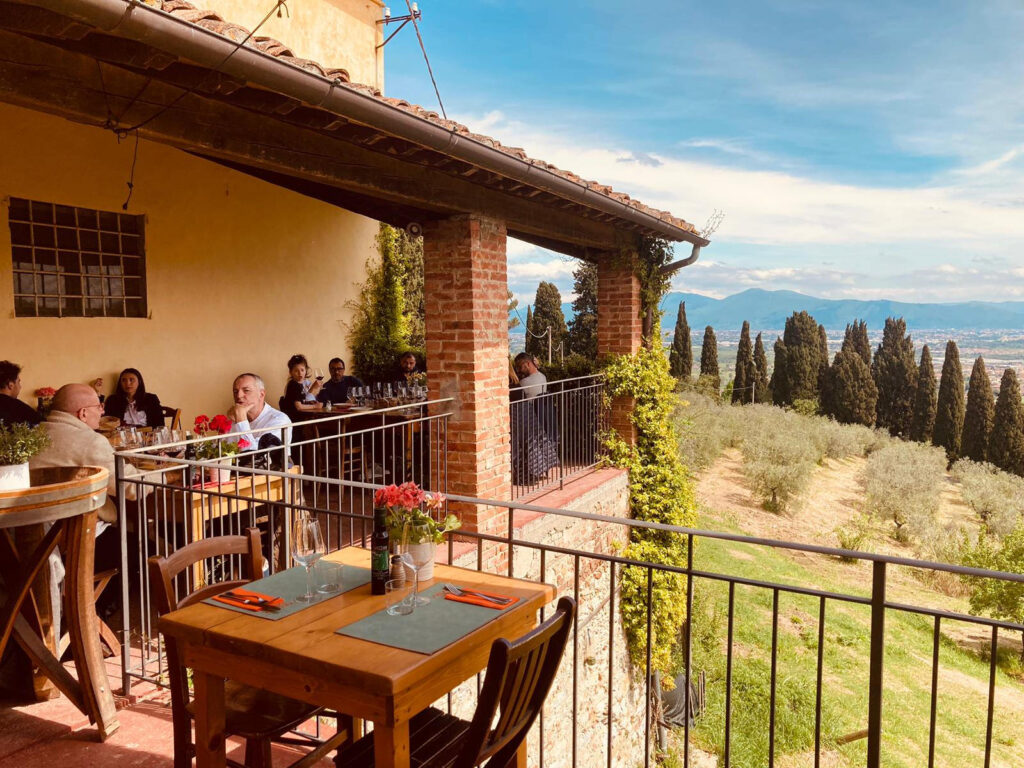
top-left (201, 0), bottom-right (385, 89)
top-left (0, 102), bottom-right (376, 422)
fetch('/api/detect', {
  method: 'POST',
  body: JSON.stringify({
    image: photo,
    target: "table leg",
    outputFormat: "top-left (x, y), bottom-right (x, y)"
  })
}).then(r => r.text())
top-left (194, 669), bottom-right (227, 768)
top-left (64, 511), bottom-right (119, 739)
top-left (514, 739), bottom-right (528, 768)
top-left (373, 720), bottom-right (410, 768)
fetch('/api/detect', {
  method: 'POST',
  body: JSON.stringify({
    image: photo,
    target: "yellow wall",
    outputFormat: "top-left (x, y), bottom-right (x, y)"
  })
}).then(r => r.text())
top-left (203, 0), bottom-right (385, 90)
top-left (0, 102), bottom-right (376, 424)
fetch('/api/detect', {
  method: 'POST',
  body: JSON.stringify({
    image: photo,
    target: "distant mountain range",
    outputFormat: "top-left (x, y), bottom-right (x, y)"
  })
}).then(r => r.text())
top-left (656, 289), bottom-right (1024, 332)
top-left (510, 289), bottom-right (1024, 341)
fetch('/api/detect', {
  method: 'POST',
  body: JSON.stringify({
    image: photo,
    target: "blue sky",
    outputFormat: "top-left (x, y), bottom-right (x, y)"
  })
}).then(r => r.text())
top-left (382, 1), bottom-right (1024, 306)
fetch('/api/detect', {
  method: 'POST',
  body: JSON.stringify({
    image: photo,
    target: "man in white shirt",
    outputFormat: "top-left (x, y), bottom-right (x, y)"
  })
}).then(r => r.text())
top-left (514, 353), bottom-right (548, 399)
top-left (228, 372), bottom-right (292, 448)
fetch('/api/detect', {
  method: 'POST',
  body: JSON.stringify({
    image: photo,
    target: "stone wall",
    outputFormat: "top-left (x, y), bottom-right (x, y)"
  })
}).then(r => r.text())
top-left (444, 470), bottom-right (651, 768)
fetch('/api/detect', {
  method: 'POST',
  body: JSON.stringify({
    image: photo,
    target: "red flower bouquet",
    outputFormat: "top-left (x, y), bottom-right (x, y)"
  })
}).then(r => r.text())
top-left (374, 482), bottom-right (457, 544)
top-left (193, 414), bottom-right (249, 459)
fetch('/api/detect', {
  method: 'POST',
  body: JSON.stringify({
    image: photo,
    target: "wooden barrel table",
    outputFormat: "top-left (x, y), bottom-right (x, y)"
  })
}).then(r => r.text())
top-left (0, 466), bottom-right (119, 739)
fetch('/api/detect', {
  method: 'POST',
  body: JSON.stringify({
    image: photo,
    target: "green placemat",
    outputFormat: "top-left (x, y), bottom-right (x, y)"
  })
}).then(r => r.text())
top-left (335, 583), bottom-right (519, 654)
top-left (204, 564), bottom-right (371, 620)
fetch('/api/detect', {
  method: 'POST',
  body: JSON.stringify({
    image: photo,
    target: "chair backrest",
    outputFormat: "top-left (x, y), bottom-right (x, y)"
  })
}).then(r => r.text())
top-left (148, 529), bottom-right (263, 713)
top-left (457, 596), bottom-right (576, 768)
top-left (161, 405), bottom-right (182, 430)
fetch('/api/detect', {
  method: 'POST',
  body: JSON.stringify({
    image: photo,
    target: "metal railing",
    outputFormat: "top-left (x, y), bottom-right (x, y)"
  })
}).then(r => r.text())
top-left (115, 459), bottom-right (1024, 768)
top-left (510, 373), bottom-right (606, 498)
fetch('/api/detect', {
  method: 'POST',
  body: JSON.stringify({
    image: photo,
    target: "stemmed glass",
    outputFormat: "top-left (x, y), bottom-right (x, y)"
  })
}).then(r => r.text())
top-left (399, 522), bottom-right (433, 606)
top-left (292, 515), bottom-right (325, 603)
top-left (314, 367), bottom-right (325, 383)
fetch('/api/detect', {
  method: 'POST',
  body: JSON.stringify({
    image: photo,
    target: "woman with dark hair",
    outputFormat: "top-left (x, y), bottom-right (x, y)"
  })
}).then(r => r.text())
top-left (281, 354), bottom-right (323, 420)
top-left (103, 368), bottom-right (165, 427)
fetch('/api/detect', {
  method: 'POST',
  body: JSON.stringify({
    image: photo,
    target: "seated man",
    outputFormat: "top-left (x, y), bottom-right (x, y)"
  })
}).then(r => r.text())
top-left (317, 358), bottom-right (363, 405)
top-left (395, 350), bottom-right (423, 385)
top-left (228, 372), bottom-right (292, 448)
top-left (0, 360), bottom-right (42, 426)
top-left (513, 353), bottom-right (548, 399)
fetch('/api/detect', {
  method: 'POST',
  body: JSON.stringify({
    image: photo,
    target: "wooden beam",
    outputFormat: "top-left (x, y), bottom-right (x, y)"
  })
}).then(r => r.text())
top-left (0, 28), bottom-right (626, 254)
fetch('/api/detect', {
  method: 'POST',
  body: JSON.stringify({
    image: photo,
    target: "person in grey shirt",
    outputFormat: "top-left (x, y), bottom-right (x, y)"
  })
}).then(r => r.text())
top-left (513, 353), bottom-right (547, 399)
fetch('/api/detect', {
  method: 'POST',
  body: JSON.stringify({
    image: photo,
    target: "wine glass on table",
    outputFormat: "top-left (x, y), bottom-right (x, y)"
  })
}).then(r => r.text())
top-left (292, 515), bottom-right (325, 603)
top-left (314, 367), bottom-right (325, 383)
top-left (399, 522), bottom-right (433, 606)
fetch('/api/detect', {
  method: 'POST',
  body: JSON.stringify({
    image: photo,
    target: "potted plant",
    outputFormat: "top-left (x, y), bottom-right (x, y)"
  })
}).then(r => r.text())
top-left (0, 422), bottom-right (51, 491)
top-left (192, 414), bottom-right (250, 484)
top-left (374, 482), bottom-right (458, 581)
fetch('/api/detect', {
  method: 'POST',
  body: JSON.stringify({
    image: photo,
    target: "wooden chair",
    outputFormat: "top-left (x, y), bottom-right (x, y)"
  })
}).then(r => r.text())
top-left (149, 528), bottom-right (352, 768)
top-left (161, 405), bottom-right (182, 430)
top-left (340, 596), bottom-right (576, 768)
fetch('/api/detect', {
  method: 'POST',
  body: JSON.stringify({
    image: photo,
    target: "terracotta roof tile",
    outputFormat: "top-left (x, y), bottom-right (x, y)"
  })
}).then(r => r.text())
top-left (154, 0), bottom-right (696, 235)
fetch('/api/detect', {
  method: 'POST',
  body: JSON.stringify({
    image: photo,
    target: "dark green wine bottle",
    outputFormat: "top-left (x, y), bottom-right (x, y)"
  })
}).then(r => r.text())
top-left (371, 507), bottom-right (389, 595)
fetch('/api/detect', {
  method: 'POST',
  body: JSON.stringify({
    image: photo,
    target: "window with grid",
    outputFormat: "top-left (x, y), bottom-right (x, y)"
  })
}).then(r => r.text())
top-left (8, 197), bottom-right (147, 318)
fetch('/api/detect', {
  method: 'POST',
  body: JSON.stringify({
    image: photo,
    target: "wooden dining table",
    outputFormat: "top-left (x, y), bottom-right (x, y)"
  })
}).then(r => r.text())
top-left (158, 547), bottom-right (555, 768)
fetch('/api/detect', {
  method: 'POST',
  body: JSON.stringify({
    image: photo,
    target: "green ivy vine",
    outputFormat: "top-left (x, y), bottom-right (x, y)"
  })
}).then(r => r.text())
top-left (603, 346), bottom-right (697, 679)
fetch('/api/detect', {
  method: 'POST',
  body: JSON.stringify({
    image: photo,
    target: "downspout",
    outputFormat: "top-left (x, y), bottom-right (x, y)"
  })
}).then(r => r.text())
top-left (658, 242), bottom-right (704, 275)
top-left (25, 0), bottom-right (710, 247)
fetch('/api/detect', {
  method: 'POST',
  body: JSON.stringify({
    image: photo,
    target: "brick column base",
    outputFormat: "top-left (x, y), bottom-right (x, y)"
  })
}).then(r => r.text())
top-left (424, 215), bottom-right (511, 535)
top-left (597, 257), bottom-right (642, 446)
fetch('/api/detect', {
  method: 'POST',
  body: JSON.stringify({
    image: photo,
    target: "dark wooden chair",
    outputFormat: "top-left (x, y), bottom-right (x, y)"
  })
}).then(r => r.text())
top-left (341, 596), bottom-right (576, 768)
top-left (149, 528), bottom-right (352, 768)
top-left (161, 405), bottom-right (182, 430)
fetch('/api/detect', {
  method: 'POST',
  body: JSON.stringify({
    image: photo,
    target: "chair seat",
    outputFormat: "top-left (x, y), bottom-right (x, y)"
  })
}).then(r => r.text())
top-left (186, 680), bottom-right (321, 739)
top-left (343, 707), bottom-right (470, 768)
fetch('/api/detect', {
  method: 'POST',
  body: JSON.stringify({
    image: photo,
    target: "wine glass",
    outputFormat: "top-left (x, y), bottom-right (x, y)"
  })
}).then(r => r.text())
top-left (399, 522), bottom-right (433, 606)
top-left (314, 367), bottom-right (325, 382)
top-left (292, 515), bottom-right (325, 603)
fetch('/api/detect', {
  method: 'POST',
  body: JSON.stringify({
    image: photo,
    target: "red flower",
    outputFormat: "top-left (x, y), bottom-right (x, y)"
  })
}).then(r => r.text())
top-left (425, 492), bottom-right (446, 511)
top-left (35, 387), bottom-right (56, 398)
top-left (194, 415), bottom-right (210, 431)
top-left (237, 437), bottom-right (251, 451)
top-left (209, 414), bottom-right (232, 434)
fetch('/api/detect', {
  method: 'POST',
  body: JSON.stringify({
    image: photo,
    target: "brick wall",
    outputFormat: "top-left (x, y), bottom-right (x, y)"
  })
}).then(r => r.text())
top-left (597, 257), bottom-right (642, 446)
top-left (423, 215), bottom-right (512, 533)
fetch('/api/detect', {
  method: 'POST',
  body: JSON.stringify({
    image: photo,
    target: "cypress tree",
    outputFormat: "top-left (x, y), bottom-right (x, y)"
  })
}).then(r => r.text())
top-left (910, 345), bottom-right (937, 443)
top-left (989, 369), bottom-right (1024, 477)
top-left (524, 305), bottom-right (536, 358)
top-left (873, 317), bottom-right (918, 438)
top-left (778, 311), bottom-right (822, 405)
top-left (699, 326), bottom-right (720, 391)
top-left (842, 319), bottom-right (871, 367)
top-left (753, 332), bottom-right (770, 404)
top-left (530, 281), bottom-right (568, 362)
top-left (732, 321), bottom-right (754, 404)
top-left (817, 324), bottom-right (830, 394)
top-left (567, 261), bottom-right (598, 360)
top-left (771, 337), bottom-right (788, 406)
top-left (962, 357), bottom-right (995, 463)
top-left (933, 340), bottom-right (965, 462)
top-left (668, 301), bottom-right (692, 380)
top-left (826, 348), bottom-right (878, 426)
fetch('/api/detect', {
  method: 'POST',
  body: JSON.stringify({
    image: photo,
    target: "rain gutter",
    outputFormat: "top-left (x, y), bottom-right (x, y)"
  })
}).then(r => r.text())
top-left (25, 0), bottom-right (710, 247)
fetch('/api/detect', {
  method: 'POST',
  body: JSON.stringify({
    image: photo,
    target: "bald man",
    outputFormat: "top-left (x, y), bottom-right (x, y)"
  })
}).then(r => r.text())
top-left (30, 383), bottom-right (139, 524)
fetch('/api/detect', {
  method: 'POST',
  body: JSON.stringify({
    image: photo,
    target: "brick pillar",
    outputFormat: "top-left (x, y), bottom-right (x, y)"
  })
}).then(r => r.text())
top-left (424, 215), bottom-right (511, 534)
top-left (597, 256), bottom-right (642, 446)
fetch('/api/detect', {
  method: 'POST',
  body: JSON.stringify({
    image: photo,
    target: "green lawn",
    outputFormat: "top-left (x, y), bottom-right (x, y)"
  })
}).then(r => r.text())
top-left (683, 511), bottom-right (1024, 768)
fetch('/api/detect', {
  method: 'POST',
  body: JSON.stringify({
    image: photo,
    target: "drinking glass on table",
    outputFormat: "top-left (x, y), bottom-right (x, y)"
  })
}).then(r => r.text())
top-left (314, 367), bottom-right (325, 383)
top-left (292, 515), bottom-right (325, 603)
top-left (399, 522), bottom-right (433, 606)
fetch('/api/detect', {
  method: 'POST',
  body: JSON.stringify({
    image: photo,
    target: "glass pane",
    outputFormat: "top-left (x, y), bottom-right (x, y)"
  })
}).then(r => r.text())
top-left (98, 211), bottom-right (119, 231)
top-left (119, 215), bottom-right (139, 235)
top-left (32, 225), bottom-right (55, 249)
top-left (125, 298), bottom-right (145, 317)
top-left (38, 297), bottom-right (59, 317)
top-left (9, 221), bottom-right (31, 246)
top-left (121, 235), bottom-right (140, 256)
top-left (15, 296), bottom-right (36, 317)
top-left (41, 274), bottom-right (58, 295)
top-left (30, 200), bottom-right (54, 224)
top-left (105, 298), bottom-right (124, 316)
top-left (122, 256), bottom-right (143, 276)
top-left (102, 255), bottom-right (122, 273)
top-left (79, 230), bottom-right (99, 252)
top-left (15, 272), bottom-right (34, 294)
top-left (61, 297), bottom-right (83, 316)
top-left (59, 251), bottom-right (80, 273)
top-left (82, 253), bottom-right (101, 274)
top-left (107, 278), bottom-right (124, 297)
top-left (56, 227), bottom-right (78, 249)
top-left (55, 205), bottom-right (76, 227)
top-left (34, 249), bottom-right (57, 271)
top-left (123, 277), bottom-right (142, 297)
top-left (62, 275), bottom-right (82, 296)
top-left (77, 208), bottom-right (98, 229)
top-left (86, 298), bottom-right (104, 317)
top-left (86, 277), bottom-right (103, 297)
top-left (8, 198), bottom-right (29, 221)
top-left (12, 247), bottom-right (33, 270)
top-left (100, 232), bottom-right (119, 253)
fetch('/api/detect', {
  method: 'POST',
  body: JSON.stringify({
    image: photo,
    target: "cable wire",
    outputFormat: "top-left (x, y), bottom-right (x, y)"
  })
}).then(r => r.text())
top-left (405, 0), bottom-right (447, 120)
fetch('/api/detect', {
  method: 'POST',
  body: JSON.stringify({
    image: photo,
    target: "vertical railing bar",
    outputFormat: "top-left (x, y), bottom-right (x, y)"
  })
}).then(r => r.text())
top-left (507, 506), bottom-right (514, 578)
top-left (683, 533), bottom-right (693, 768)
top-left (724, 581), bottom-right (735, 768)
top-left (927, 615), bottom-right (940, 768)
top-left (866, 561), bottom-right (886, 768)
top-left (768, 587), bottom-right (779, 768)
top-left (607, 560), bottom-right (615, 768)
top-left (644, 567), bottom-right (653, 768)
top-left (815, 596), bottom-right (825, 768)
top-left (539, 548), bottom-right (547, 768)
top-left (984, 625), bottom-right (998, 768)
top-left (572, 553), bottom-right (580, 768)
